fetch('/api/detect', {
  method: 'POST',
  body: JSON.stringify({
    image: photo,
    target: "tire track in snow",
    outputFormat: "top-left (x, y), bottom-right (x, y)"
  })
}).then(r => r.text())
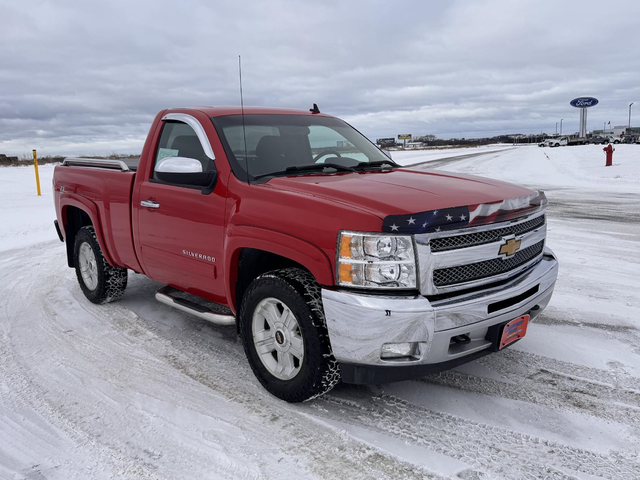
top-left (0, 244), bottom-right (442, 480)
top-left (0, 249), bottom-right (160, 479)
top-left (0, 249), bottom-right (270, 480)
top-left (414, 342), bottom-right (640, 429)
top-left (419, 365), bottom-right (640, 429)
top-left (311, 392), bottom-right (640, 480)
top-left (480, 349), bottom-right (640, 394)
top-left (160, 351), bottom-right (442, 480)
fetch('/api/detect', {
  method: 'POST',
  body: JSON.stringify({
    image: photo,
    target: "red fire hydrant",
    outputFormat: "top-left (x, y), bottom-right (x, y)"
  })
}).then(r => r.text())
top-left (603, 144), bottom-right (614, 167)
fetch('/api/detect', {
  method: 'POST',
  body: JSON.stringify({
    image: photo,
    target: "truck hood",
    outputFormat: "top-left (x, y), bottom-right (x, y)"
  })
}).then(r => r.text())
top-left (264, 168), bottom-right (535, 220)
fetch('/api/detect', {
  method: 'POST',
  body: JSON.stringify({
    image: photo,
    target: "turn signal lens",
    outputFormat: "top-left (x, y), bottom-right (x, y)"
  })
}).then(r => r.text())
top-left (339, 263), bottom-right (353, 284)
top-left (340, 234), bottom-right (353, 258)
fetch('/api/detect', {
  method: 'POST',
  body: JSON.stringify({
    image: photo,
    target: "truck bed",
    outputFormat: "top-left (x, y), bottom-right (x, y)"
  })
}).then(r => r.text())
top-left (53, 158), bottom-right (141, 271)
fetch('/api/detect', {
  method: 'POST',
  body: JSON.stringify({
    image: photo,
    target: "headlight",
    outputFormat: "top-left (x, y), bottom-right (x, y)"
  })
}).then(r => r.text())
top-left (337, 231), bottom-right (417, 289)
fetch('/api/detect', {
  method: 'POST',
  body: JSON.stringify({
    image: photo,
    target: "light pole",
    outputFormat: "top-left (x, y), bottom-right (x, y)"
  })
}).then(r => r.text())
top-left (556, 122), bottom-right (558, 135)
top-left (629, 103), bottom-right (634, 128)
top-left (560, 119), bottom-right (563, 135)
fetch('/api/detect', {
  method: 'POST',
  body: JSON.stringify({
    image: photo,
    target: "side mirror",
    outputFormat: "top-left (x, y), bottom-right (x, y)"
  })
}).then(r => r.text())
top-left (382, 149), bottom-right (393, 159)
top-left (155, 156), bottom-right (203, 173)
top-left (154, 156), bottom-right (217, 192)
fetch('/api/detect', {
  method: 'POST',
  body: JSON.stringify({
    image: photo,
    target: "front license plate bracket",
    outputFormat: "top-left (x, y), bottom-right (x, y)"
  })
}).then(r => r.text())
top-left (485, 313), bottom-right (530, 352)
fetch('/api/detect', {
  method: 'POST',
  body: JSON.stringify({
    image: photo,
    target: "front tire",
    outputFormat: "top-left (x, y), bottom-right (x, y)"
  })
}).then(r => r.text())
top-left (239, 268), bottom-right (340, 402)
top-left (74, 226), bottom-right (128, 304)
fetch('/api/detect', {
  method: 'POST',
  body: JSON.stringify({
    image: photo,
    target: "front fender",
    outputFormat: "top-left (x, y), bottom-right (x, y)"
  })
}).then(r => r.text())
top-left (224, 224), bottom-right (335, 310)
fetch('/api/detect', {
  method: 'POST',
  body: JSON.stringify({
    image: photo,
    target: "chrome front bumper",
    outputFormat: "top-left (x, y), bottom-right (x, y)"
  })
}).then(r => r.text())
top-left (322, 248), bottom-right (558, 384)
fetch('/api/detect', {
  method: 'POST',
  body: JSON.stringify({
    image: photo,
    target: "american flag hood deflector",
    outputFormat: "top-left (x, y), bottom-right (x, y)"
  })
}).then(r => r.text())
top-left (382, 191), bottom-right (548, 234)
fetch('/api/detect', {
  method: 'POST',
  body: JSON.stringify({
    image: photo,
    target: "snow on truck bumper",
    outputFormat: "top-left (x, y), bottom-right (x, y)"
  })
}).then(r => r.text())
top-left (322, 247), bottom-right (558, 385)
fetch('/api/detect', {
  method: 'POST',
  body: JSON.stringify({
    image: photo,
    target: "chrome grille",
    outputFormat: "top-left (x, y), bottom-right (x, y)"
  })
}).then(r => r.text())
top-left (430, 215), bottom-right (545, 252)
top-left (432, 240), bottom-right (545, 287)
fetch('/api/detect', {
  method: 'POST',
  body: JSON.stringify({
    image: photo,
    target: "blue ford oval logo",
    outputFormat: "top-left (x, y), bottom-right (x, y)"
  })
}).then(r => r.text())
top-left (570, 97), bottom-right (599, 108)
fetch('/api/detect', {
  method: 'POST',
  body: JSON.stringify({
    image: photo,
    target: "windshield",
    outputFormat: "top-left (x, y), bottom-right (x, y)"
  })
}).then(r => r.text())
top-left (211, 114), bottom-right (394, 180)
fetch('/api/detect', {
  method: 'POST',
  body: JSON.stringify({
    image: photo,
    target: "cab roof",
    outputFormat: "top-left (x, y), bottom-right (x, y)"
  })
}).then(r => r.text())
top-left (164, 106), bottom-right (333, 118)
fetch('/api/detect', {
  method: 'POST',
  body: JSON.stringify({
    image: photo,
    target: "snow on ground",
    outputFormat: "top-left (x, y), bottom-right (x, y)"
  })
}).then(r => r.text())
top-left (395, 143), bottom-right (640, 192)
top-left (1, 148), bottom-right (640, 479)
top-left (0, 164), bottom-right (58, 252)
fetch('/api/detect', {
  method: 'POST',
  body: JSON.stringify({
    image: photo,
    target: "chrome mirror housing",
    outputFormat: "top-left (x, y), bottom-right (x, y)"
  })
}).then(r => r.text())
top-left (155, 156), bottom-right (203, 174)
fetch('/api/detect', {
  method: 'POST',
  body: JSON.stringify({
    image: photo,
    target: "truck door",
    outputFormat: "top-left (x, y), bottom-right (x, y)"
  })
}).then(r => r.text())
top-left (134, 113), bottom-right (226, 304)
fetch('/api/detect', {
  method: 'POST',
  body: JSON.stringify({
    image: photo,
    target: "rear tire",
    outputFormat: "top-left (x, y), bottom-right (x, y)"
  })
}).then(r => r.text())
top-left (74, 226), bottom-right (128, 304)
top-left (239, 268), bottom-right (340, 402)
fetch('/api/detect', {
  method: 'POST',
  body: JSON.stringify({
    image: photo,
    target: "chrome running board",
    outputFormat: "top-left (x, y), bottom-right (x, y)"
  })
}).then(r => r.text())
top-left (155, 286), bottom-right (236, 326)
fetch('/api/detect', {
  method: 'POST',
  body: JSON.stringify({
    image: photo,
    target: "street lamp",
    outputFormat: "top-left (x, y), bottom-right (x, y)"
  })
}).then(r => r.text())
top-left (560, 119), bottom-right (563, 135)
top-left (629, 103), bottom-right (634, 128)
top-left (555, 122), bottom-right (558, 135)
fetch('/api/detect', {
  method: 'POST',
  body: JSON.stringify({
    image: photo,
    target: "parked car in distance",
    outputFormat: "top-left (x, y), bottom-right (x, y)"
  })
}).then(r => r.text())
top-left (545, 137), bottom-right (568, 147)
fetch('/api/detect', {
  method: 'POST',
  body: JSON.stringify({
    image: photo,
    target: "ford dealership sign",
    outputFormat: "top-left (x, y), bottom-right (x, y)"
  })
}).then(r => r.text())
top-left (570, 97), bottom-right (599, 108)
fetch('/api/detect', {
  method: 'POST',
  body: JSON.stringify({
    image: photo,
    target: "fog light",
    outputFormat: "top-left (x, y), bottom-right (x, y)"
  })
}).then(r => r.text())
top-left (381, 342), bottom-right (419, 359)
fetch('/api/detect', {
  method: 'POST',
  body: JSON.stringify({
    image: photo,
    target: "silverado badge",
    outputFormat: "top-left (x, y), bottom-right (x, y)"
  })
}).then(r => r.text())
top-left (499, 237), bottom-right (521, 258)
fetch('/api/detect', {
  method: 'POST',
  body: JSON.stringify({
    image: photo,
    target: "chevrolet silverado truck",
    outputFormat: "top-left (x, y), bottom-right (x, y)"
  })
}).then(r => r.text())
top-left (53, 106), bottom-right (558, 402)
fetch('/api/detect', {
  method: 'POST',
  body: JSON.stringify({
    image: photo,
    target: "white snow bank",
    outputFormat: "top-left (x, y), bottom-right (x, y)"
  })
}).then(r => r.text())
top-left (396, 144), bottom-right (640, 193)
top-left (0, 165), bottom-right (58, 252)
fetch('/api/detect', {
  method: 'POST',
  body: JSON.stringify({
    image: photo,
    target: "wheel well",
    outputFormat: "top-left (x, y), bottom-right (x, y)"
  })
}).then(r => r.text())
top-left (234, 248), bottom-right (310, 319)
top-left (63, 206), bottom-right (93, 267)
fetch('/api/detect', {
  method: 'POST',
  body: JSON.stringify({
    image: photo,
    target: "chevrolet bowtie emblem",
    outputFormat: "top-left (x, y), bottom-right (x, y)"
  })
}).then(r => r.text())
top-left (499, 237), bottom-right (521, 257)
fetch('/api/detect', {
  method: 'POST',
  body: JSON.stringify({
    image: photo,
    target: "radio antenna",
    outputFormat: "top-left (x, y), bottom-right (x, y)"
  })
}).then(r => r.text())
top-left (238, 55), bottom-right (250, 185)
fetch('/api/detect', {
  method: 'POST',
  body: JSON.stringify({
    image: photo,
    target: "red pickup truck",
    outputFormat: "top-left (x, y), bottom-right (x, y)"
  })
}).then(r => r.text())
top-left (53, 106), bottom-right (558, 402)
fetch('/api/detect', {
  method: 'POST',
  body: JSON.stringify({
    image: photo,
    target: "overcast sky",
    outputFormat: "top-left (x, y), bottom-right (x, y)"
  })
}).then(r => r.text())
top-left (1, 0), bottom-right (639, 156)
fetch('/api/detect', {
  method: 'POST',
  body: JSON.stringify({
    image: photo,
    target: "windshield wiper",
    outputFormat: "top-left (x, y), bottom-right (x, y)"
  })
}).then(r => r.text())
top-left (352, 160), bottom-right (398, 170)
top-left (286, 163), bottom-right (355, 173)
top-left (254, 163), bottom-right (354, 179)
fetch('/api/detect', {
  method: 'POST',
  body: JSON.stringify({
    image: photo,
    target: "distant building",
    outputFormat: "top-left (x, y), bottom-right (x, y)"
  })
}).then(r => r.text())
top-left (613, 125), bottom-right (627, 137)
top-left (592, 125), bottom-right (628, 137)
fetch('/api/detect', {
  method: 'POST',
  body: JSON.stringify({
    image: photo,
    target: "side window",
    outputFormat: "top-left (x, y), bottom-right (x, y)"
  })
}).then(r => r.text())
top-left (153, 121), bottom-right (216, 183)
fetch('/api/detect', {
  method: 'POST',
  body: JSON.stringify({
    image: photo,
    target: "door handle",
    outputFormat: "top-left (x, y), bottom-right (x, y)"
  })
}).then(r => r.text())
top-left (141, 200), bottom-right (160, 209)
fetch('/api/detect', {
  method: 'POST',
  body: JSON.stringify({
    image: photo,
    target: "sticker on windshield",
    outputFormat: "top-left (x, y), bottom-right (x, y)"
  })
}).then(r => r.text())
top-left (157, 148), bottom-right (179, 161)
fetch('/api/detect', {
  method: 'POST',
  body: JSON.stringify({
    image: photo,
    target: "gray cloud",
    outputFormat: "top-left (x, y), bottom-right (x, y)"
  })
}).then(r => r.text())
top-left (1, 0), bottom-right (639, 156)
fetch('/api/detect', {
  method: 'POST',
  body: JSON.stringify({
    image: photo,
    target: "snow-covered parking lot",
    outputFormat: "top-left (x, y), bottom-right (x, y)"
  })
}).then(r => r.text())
top-left (1, 145), bottom-right (639, 479)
